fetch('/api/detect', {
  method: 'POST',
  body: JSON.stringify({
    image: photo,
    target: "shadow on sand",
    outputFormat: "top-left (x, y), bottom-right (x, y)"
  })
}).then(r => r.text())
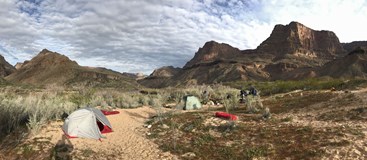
top-left (52, 134), bottom-right (74, 160)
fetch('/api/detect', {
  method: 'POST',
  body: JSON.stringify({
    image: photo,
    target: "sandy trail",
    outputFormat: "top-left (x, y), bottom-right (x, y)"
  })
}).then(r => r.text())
top-left (36, 106), bottom-right (177, 160)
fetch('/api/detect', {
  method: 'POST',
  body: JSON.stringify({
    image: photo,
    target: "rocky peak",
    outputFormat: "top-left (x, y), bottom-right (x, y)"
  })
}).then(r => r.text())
top-left (183, 41), bottom-right (242, 68)
top-left (20, 49), bottom-right (78, 69)
top-left (149, 66), bottom-right (181, 78)
top-left (40, 48), bottom-right (51, 54)
top-left (257, 21), bottom-right (345, 59)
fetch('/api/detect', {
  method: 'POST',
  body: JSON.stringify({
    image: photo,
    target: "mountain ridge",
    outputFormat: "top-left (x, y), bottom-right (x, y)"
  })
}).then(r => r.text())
top-left (139, 21), bottom-right (367, 88)
top-left (5, 49), bottom-right (140, 89)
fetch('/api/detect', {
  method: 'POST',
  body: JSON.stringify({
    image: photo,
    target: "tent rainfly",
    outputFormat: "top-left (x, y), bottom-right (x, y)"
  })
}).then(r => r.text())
top-left (62, 108), bottom-right (113, 140)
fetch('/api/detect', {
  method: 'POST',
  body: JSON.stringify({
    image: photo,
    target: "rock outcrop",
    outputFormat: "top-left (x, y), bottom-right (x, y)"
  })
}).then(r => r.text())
top-left (149, 66), bottom-right (181, 78)
top-left (183, 41), bottom-right (243, 69)
top-left (0, 54), bottom-right (16, 77)
top-left (318, 47), bottom-right (367, 78)
top-left (342, 41), bottom-right (367, 53)
top-left (257, 21), bottom-right (345, 59)
top-left (137, 66), bottom-right (181, 88)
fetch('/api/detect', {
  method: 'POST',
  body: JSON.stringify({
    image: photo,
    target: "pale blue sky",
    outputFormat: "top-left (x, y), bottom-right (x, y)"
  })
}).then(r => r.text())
top-left (0, 0), bottom-right (366, 74)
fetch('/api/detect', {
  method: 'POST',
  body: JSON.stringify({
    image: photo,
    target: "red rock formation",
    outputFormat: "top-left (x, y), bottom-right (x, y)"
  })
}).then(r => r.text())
top-left (183, 41), bottom-right (242, 69)
top-left (138, 21), bottom-right (367, 88)
top-left (257, 21), bottom-right (345, 59)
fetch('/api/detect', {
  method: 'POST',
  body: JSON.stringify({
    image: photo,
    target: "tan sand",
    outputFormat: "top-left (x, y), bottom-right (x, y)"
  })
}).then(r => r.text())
top-left (35, 106), bottom-right (177, 160)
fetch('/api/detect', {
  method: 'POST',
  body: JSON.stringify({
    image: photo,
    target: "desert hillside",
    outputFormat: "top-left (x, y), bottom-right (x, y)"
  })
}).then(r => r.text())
top-left (0, 54), bottom-right (15, 77)
top-left (5, 49), bottom-right (140, 89)
top-left (139, 22), bottom-right (367, 88)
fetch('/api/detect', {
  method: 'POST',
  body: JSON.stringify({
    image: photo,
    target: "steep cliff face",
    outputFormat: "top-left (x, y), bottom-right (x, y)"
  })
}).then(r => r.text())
top-left (0, 54), bottom-right (15, 77)
top-left (257, 21), bottom-right (345, 59)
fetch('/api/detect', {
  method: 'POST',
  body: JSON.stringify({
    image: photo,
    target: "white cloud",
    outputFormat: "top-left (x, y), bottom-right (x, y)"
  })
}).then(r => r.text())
top-left (0, 0), bottom-right (366, 74)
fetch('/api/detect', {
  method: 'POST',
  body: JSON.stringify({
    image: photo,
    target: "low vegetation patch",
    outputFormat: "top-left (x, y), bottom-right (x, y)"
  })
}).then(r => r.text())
top-left (317, 106), bottom-right (367, 122)
top-left (225, 78), bottom-right (367, 96)
top-left (263, 91), bottom-right (334, 114)
top-left (147, 111), bottom-right (354, 159)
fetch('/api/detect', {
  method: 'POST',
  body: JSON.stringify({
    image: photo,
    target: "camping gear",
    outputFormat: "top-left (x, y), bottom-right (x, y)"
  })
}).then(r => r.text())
top-left (215, 112), bottom-right (238, 120)
top-left (101, 110), bottom-right (120, 115)
top-left (183, 95), bottom-right (202, 110)
top-left (62, 108), bottom-right (113, 140)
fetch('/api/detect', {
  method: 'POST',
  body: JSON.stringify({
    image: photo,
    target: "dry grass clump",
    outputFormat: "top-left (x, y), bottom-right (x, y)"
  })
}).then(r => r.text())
top-left (0, 91), bottom-right (78, 137)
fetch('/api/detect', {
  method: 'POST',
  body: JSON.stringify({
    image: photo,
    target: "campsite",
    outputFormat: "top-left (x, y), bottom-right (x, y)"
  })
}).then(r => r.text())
top-left (0, 79), bottom-right (367, 159)
top-left (1, 1), bottom-right (367, 159)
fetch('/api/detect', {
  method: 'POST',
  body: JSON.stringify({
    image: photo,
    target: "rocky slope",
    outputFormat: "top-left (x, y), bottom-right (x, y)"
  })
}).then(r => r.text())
top-left (318, 47), bottom-right (367, 78)
top-left (140, 21), bottom-right (367, 88)
top-left (183, 41), bottom-right (244, 69)
top-left (342, 41), bottom-right (367, 53)
top-left (138, 66), bottom-right (181, 88)
top-left (0, 54), bottom-right (16, 77)
top-left (5, 49), bottom-right (139, 89)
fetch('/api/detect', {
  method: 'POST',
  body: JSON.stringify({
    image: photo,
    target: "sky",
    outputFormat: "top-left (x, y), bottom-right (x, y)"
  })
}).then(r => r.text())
top-left (0, 0), bottom-right (366, 75)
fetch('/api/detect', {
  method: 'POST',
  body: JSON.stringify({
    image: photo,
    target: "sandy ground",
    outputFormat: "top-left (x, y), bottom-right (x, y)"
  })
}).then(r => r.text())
top-left (34, 106), bottom-right (177, 160)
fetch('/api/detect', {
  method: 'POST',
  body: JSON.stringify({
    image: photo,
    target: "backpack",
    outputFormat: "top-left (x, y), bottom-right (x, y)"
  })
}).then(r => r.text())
top-left (250, 87), bottom-right (257, 96)
top-left (252, 89), bottom-right (257, 96)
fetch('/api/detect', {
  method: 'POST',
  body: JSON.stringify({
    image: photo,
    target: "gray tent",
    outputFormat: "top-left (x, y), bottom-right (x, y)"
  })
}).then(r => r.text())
top-left (62, 108), bottom-right (112, 140)
top-left (183, 95), bottom-right (202, 110)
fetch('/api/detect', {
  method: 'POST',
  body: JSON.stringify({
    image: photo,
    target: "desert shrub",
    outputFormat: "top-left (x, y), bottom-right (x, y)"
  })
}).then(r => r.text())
top-left (150, 97), bottom-right (163, 108)
top-left (69, 88), bottom-right (95, 108)
top-left (137, 94), bottom-right (150, 106)
top-left (225, 78), bottom-right (367, 96)
top-left (87, 90), bottom-right (152, 109)
top-left (119, 93), bottom-right (141, 108)
top-left (0, 91), bottom-right (79, 136)
top-left (0, 99), bottom-right (27, 136)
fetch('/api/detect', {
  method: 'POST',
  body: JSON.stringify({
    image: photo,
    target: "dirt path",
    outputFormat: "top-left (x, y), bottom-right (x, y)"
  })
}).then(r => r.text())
top-left (34, 106), bottom-right (177, 159)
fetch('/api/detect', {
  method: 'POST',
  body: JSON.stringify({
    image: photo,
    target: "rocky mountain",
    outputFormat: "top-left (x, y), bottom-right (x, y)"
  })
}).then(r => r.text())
top-left (5, 49), bottom-right (140, 89)
top-left (149, 66), bottom-right (181, 78)
top-left (257, 21), bottom-right (345, 59)
top-left (140, 21), bottom-right (367, 88)
top-left (0, 54), bottom-right (16, 77)
top-left (342, 41), bottom-right (367, 53)
top-left (138, 66), bottom-right (181, 88)
top-left (183, 41), bottom-right (244, 69)
top-left (318, 47), bottom-right (367, 78)
top-left (122, 72), bottom-right (146, 80)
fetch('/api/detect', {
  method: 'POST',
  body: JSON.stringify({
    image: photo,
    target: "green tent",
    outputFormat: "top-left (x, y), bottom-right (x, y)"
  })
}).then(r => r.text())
top-left (183, 95), bottom-right (202, 110)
